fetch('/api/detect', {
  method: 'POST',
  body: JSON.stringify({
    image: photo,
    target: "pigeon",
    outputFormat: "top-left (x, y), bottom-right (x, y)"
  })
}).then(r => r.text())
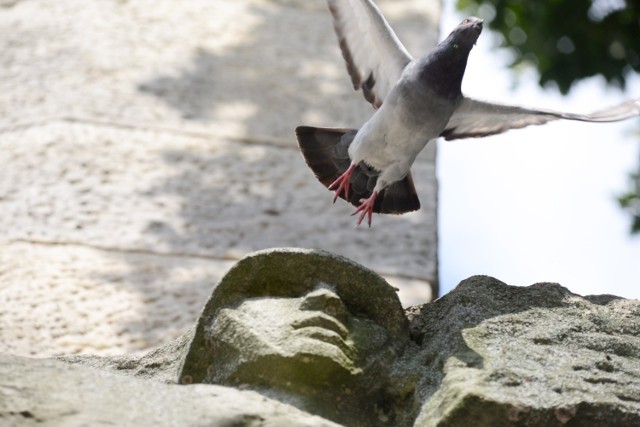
top-left (296, 0), bottom-right (640, 227)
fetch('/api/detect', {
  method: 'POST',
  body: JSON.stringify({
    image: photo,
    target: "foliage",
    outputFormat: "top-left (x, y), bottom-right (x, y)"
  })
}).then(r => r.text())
top-left (618, 173), bottom-right (640, 234)
top-left (456, 0), bottom-right (640, 94)
top-left (457, 0), bottom-right (640, 234)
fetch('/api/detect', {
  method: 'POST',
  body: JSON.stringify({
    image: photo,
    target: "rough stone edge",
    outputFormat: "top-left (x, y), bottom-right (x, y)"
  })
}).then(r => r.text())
top-left (178, 247), bottom-right (410, 384)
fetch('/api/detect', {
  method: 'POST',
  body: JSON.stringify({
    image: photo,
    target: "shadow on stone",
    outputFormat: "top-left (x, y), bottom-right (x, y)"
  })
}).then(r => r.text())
top-left (178, 247), bottom-right (413, 426)
top-left (408, 275), bottom-right (640, 426)
top-left (138, 48), bottom-right (219, 121)
top-left (4, 249), bottom-right (638, 426)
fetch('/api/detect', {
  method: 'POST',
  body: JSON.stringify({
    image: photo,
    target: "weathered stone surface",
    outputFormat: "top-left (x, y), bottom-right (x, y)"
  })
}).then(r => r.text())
top-left (2, 249), bottom-right (415, 426)
top-left (0, 241), bottom-right (234, 357)
top-left (2, 266), bottom-right (639, 426)
top-left (0, 0), bottom-right (439, 358)
top-left (0, 122), bottom-right (434, 294)
top-left (0, 353), bottom-right (341, 427)
top-left (0, 0), bottom-right (438, 141)
top-left (59, 329), bottom-right (193, 384)
top-left (179, 248), bottom-right (412, 427)
top-left (409, 276), bottom-right (640, 426)
top-left (180, 248), bottom-right (409, 380)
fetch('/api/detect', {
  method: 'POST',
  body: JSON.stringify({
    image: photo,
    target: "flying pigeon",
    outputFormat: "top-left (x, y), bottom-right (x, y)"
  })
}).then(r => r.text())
top-left (296, 0), bottom-right (640, 227)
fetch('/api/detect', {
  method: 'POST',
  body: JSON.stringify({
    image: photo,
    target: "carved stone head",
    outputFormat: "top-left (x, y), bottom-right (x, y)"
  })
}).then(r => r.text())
top-left (178, 248), bottom-right (411, 426)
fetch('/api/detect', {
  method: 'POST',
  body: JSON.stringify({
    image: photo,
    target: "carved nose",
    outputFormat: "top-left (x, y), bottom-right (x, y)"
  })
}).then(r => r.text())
top-left (300, 287), bottom-right (348, 322)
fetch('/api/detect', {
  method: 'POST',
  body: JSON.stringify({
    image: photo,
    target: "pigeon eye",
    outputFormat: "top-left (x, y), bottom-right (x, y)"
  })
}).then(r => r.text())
top-left (463, 18), bottom-right (469, 24)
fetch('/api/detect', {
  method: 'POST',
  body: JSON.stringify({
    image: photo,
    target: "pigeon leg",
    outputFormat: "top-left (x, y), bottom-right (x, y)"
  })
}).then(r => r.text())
top-left (352, 191), bottom-right (378, 227)
top-left (328, 163), bottom-right (356, 203)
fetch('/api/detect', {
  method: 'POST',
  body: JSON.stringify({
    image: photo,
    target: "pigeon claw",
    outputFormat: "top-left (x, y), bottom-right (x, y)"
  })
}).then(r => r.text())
top-left (328, 163), bottom-right (356, 203)
top-left (352, 191), bottom-right (378, 227)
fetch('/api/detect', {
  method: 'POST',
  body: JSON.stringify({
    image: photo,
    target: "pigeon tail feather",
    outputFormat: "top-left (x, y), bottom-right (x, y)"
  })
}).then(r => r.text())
top-left (295, 126), bottom-right (420, 214)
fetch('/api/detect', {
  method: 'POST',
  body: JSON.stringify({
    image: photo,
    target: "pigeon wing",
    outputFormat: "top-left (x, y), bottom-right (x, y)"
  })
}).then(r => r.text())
top-left (327, 0), bottom-right (414, 108)
top-left (441, 98), bottom-right (640, 141)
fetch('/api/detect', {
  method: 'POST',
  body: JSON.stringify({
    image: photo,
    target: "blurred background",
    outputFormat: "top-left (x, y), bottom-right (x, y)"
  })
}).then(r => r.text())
top-left (439, 0), bottom-right (640, 298)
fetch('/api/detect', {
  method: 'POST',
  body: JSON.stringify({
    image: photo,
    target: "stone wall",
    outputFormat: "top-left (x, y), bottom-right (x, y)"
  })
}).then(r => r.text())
top-left (2, 256), bottom-right (638, 426)
top-left (0, 0), bottom-right (440, 357)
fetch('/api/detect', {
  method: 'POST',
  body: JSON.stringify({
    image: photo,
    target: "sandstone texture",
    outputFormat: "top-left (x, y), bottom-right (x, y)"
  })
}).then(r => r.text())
top-left (409, 276), bottom-right (640, 426)
top-left (0, 0), bottom-right (439, 358)
top-left (0, 353), bottom-right (342, 427)
top-left (3, 259), bottom-right (638, 427)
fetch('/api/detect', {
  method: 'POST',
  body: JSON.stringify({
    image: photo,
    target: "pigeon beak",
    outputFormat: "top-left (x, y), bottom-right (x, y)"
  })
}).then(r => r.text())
top-left (472, 18), bottom-right (483, 44)
top-left (473, 18), bottom-right (483, 32)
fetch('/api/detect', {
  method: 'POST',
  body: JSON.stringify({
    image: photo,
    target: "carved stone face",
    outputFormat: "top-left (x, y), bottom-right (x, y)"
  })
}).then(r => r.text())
top-left (208, 283), bottom-right (391, 388)
top-left (177, 249), bottom-right (412, 426)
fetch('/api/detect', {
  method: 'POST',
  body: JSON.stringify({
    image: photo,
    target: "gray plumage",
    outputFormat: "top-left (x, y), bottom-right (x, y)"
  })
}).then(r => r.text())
top-left (296, 0), bottom-right (640, 226)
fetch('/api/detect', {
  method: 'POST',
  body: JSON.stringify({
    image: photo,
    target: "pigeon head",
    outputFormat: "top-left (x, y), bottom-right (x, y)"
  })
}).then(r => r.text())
top-left (445, 17), bottom-right (483, 50)
top-left (419, 17), bottom-right (483, 100)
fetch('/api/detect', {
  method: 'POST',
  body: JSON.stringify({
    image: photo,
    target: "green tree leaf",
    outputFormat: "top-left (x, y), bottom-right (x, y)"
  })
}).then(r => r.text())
top-left (457, 0), bottom-right (639, 94)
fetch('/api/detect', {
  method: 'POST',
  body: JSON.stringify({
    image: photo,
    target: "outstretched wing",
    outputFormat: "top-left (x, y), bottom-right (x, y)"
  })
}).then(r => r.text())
top-left (327, 0), bottom-right (414, 108)
top-left (440, 98), bottom-right (640, 140)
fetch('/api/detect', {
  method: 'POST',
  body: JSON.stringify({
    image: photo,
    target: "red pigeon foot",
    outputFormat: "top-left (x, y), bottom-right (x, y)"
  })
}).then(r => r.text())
top-left (352, 191), bottom-right (378, 227)
top-left (328, 163), bottom-right (356, 203)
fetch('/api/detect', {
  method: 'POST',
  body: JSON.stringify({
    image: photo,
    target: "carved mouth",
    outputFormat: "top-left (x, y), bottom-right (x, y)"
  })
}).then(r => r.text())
top-left (291, 314), bottom-right (357, 360)
top-left (292, 314), bottom-right (349, 340)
